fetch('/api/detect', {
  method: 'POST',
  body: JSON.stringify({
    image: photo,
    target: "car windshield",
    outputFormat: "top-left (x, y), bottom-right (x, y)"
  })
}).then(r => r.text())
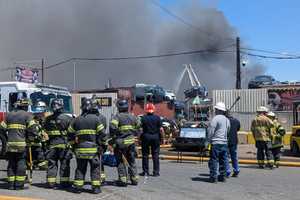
top-left (30, 91), bottom-right (73, 113)
top-left (182, 122), bottom-right (202, 128)
top-left (255, 76), bottom-right (272, 82)
top-left (180, 127), bottom-right (206, 138)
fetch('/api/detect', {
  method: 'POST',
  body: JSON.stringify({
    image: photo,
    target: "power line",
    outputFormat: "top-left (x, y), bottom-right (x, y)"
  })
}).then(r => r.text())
top-left (148, 0), bottom-right (235, 44)
top-left (241, 47), bottom-right (300, 57)
top-left (46, 46), bottom-right (235, 70)
top-left (241, 51), bottom-right (300, 60)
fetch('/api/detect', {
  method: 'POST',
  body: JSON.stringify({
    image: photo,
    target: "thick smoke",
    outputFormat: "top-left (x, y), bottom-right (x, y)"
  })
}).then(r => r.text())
top-left (0, 0), bottom-right (264, 94)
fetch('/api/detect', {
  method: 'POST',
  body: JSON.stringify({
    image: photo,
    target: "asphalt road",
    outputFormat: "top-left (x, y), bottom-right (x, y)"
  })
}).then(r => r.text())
top-left (0, 159), bottom-right (299, 200)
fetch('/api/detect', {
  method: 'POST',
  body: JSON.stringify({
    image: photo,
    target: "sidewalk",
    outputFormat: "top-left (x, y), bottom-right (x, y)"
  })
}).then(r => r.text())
top-left (238, 144), bottom-right (300, 162)
top-left (160, 144), bottom-right (300, 163)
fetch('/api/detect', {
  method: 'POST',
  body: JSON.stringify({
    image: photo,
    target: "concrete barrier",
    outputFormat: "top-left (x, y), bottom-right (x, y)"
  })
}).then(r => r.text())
top-left (238, 132), bottom-right (292, 145)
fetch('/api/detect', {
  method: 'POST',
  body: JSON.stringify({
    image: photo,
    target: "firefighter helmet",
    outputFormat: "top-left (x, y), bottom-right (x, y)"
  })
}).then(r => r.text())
top-left (90, 98), bottom-right (101, 113)
top-left (257, 106), bottom-right (269, 113)
top-left (14, 98), bottom-right (31, 110)
top-left (116, 99), bottom-right (129, 112)
top-left (33, 101), bottom-right (47, 113)
top-left (50, 98), bottom-right (64, 113)
top-left (145, 103), bottom-right (155, 113)
top-left (81, 98), bottom-right (92, 113)
top-left (267, 111), bottom-right (276, 118)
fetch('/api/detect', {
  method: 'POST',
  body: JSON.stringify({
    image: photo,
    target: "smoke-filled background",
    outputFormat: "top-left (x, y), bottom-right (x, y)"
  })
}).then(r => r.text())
top-left (0, 0), bottom-right (264, 96)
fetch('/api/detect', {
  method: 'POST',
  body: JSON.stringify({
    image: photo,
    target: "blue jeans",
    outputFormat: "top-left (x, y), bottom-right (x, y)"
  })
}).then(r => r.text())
top-left (209, 144), bottom-right (228, 179)
top-left (226, 145), bottom-right (240, 175)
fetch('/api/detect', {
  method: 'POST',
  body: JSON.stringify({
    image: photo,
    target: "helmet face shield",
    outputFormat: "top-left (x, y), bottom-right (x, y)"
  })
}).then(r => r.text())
top-left (32, 101), bottom-right (47, 113)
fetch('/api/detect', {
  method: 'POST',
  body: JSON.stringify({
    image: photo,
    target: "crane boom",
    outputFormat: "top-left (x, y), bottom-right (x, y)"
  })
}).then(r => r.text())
top-left (188, 64), bottom-right (201, 87)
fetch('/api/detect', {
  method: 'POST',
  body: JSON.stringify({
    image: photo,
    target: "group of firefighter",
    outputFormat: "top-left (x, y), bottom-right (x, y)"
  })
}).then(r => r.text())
top-left (251, 106), bottom-right (286, 169)
top-left (0, 94), bottom-right (287, 193)
top-left (0, 96), bottom-right (145, 194)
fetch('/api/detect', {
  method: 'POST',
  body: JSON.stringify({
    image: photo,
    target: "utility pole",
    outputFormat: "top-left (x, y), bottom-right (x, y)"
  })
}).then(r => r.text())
top-left (73, 62), bottom-right (76, 91)
top-left (41, 58), bottom-right (45, 84)
top-left (236, 37), bottom-right (241, 89)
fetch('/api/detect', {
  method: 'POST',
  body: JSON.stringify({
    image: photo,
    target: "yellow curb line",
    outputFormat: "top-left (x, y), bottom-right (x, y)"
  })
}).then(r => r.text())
top-left (0, 195), bottom-right (43, 200)
top-left (136, 144), bottom-right (171, 150)
top-left (146, 155), bottom-right (300, 167)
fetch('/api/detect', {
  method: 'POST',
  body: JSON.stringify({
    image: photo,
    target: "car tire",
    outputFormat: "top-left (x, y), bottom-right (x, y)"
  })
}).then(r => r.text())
top-left (291, 141), bottom-right (300, 155)
top-left (0, 133), bottom-right (7, 158)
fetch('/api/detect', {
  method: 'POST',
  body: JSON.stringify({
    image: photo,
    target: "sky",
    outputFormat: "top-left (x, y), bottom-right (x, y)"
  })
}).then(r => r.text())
top-left (161, 0), bottom-right (300, 82)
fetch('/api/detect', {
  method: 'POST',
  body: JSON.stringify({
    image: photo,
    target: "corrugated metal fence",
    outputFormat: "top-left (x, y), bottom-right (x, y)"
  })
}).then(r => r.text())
top-left (213, 89), bottom-right (293, 131)
top-left (213, 89), bottom-right (268, 112)
top-left (232, 111), bottom-right (293, 131)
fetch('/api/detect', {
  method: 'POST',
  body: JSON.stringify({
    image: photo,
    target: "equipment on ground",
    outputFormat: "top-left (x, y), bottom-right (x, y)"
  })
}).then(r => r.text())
top-left (28, 146), bottom-right (33, 185)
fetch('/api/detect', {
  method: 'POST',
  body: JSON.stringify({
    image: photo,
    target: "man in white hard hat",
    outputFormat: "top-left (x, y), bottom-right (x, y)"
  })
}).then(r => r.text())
top-left (251, 106), bottom-right (274, 169)
top-left (208, 102), bottom-right (230, 183)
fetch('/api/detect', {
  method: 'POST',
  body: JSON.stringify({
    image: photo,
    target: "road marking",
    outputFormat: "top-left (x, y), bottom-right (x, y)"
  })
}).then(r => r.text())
top-left (0, 195), bottom-right (43, 200)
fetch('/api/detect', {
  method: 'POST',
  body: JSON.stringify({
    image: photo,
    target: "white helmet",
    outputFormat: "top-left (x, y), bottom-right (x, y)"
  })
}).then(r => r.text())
top-left (267, 111), bottom-right (276, 117)
top-left (214, 102), bottom-right (226, 112)
top-left (257, 106), bottom-right (269, 113)
top-left (36, 101), bottom-right (46, 107)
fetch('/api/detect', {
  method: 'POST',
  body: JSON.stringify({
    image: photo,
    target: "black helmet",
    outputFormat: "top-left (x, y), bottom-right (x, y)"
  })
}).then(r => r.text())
top-left (14, 98), bottom-right (31, 111)
top-left (81, 98), bottom-right (92, 113)
top-left (51, 98), bottom-right (64, 113)
top-left (117, 99), bottom-right (129, 112)
top-left (90, 98), bottom-right (100, 113)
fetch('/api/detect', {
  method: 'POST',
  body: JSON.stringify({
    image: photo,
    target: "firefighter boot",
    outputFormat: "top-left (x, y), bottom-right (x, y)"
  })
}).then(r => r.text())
top-left (7, 182), bottom-right (15, 190)
top-left (92, 187), bottom-right (102, 194)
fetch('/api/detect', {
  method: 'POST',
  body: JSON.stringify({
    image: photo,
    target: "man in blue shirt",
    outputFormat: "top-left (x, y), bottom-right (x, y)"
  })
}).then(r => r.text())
top-left (225, 113), bottom-right (241, 177)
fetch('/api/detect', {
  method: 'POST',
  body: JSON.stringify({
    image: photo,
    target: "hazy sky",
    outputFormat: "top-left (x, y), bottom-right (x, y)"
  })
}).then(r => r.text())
top-left (162, 0), bottom-right (300, 82)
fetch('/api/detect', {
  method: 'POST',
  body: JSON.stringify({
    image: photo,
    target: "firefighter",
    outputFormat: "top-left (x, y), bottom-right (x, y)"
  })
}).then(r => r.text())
top-left (31, 101), bottom-right (48, 170)
top-left (140, 103), bottom-right (163, 177)
top-left (267, 112), bottom-right (286, 168)
top-left (69, 98), bottom-right (106, 194)
top-left (109, 99), bottom-right (140, 187)
top-left (0, 98), bottom-right (39, 190)
top-left (44, 98), bottom-right (73, 189)
top-left (251, 106), bottom-right (274, 169)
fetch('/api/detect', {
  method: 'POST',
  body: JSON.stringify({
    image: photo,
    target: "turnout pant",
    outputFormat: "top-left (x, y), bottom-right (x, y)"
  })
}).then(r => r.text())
top-left (73, 157), bottom-right (101, 189)
top-left (46, 148), bottom-right (71, 185)
top-left (209, 144), bottom-right (227, 179)
top-left (271, 147), bottom-right (281, 166)
top-left (7, 152), bottom-right (27, 188)
top-left (114, 144), bottom-right (138, 183)
top-left (255, 141), bottom-right (274, 167)
top-left (141, 135), bottom-right (160, 175)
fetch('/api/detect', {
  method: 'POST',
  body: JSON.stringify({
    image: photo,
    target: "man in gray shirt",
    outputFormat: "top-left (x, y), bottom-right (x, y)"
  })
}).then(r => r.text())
top-left (208, 102), bottom-right (230, 183)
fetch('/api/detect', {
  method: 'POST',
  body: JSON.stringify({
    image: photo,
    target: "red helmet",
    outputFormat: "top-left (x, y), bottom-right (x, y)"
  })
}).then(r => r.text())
top-left (145, 103), bottom-right (155, 113)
